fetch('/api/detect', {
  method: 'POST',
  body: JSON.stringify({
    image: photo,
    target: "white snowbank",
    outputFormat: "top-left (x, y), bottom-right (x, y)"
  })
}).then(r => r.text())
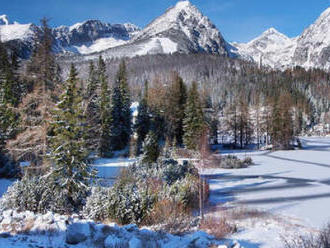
top-left (0, 210), bottom-right (238, 248)
top-left (0, 23), bottom-right (34, 42)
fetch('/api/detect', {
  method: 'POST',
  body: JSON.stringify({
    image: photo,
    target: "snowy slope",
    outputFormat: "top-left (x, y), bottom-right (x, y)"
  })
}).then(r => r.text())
top-left (232, 28), bottom-right (297, 70)
top-left (0, 17), bottom-right (38, 58)
top-left (293, 7), bottom-right (330, 71)
top-left (0, 23), bottom-right (35, 42)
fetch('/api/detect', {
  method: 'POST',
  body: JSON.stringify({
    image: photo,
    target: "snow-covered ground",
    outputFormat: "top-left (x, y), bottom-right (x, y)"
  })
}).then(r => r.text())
top-left (0, 210), bottom-right (234, 248)
top-left (1, 137), bottom-right (329, 247)
top-left (204, 137), bottom-right (330, 247)
top-left (93, 157), bottom-right (136, 179)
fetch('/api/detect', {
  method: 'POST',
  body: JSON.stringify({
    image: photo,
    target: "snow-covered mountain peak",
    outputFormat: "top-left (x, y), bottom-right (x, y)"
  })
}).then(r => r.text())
top-left (0, 15), bottom-right (11, 25)
top-left (135, 0), bottom-right (203, 38)
top-left (233, 27), bottom-right (297, 69)
top-left (132, 0), bottom-right (229, 56)
top-left (263, 27), bottom-right (280, 35)
top-left (174, 0), bottom-right (192, 10)
top-left (248, 27), bottom-right (292, 47)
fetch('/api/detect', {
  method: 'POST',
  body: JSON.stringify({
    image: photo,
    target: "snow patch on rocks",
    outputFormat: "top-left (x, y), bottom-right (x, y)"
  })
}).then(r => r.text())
top-left (0, 210), bottom-right (240, 247)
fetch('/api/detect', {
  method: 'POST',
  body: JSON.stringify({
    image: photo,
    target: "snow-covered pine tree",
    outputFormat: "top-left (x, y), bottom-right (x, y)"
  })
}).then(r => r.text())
top-left (48, 64), bottom-right (94, 211)
top-left (85, 61), bottom-right (101, 151)
top-left (108, 60), bottom-right (131, 151)
top-left (98, 56), bottom-right (112, 157)
top-left (0, 41), bottom-right (19, 171)
top-left (141, 130), bottom-right (159, 164)
top-left (183, 82), bottom-right (205, 150)
top-left (86, 61), bottom-right (98, 98)
top-left (109, 78), bottom-right (122, 151)
top-left (117, 60), bottom-right (131, 149)
top-left (135, 81), bottom-right (150, 156)
top-left (165, 73), bottom-right (187, 145)
top-left (0, 39), bottom-right (21, 108)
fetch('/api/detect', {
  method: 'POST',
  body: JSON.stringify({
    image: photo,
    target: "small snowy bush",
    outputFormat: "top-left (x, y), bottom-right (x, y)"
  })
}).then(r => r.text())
top-left (83, 187), bottom-right (110, 221)
top-left (220, 155), bottom-right (253, 169)
top-left (2, 176), bottom-right (89, 214)
top-left (284, 223), bottom-right (330, 248)
top-left (84, 157), bottom-right (201, 226)
top-left (84, 181), bottom-right (155, 225)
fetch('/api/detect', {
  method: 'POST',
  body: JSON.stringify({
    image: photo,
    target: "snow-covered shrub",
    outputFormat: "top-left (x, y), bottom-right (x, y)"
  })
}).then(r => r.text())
top-left (145, 199), bottom-right (195, 234)
top-left (242, 157), bottom-right (253, 166)
top-left (84, 181), bottom-right (155, 225)
top-left (1, 176), bottom-right (90, 214)
top-left (1, 177), bottom-right (46, 213)
top-left (83, 187), bottom-right (110, 221)
top-left (220, 155), bottom-right (253, 169)
top-left (84, 157), bottom-right (201, 226)
top-left (109, 182), bottom-right (155, 225)
top-left (161, 159), bottom-right (198, 185)
top-left (200, 216), bottom-right (236, 239)
top-left (284, 223), bottom-right (330, 248)
top-left (165, 175), bottom-right (199, 209)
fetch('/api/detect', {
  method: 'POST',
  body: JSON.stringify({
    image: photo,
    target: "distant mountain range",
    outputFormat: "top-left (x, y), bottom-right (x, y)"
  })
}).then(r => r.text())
top-left (0, 1), bottom-right (329, 71)
top-left (232, 7), bottom-right (330, 71)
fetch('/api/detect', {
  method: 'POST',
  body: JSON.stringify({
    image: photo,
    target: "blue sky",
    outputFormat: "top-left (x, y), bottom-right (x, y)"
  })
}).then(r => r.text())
top-left (2, 0), bottom-right (329, 42)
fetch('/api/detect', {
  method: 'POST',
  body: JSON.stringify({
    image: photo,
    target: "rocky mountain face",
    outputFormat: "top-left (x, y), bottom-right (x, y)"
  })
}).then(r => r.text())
top-left (234, 7), bottom-right (330, 71)
top-left (293, 7), bottom-right (330, 71)
top-left (53, 21), bottom-right (140, 54)
top-left (73, 0), bottom-right (232, 61)
top-left (132, 0), bottom-right (230, 56)
top-left (0, 16), bottom-right (140, 58)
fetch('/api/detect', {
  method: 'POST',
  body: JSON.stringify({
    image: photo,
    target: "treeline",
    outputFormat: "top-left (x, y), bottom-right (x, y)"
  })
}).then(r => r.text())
top-left (0, 19), bottom-right (209, 177)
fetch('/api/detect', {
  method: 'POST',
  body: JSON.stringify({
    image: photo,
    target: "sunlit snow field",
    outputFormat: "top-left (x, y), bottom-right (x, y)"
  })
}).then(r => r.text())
top-left (203, 137), bottom-right (330, 247)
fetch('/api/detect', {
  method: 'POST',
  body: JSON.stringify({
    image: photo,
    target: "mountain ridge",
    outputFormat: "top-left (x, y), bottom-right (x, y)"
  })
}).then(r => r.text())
top-left (0, 2), bottom-right (329, 71)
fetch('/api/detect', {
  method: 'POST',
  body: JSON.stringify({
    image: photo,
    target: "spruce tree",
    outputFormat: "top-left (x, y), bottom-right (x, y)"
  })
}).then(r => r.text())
top-left (183, 82), bottom-right (205, 150)
top-left (98, 56), bottom-right (112, 157)
top-left (109, 60), bottom-right (131, 151)
top-left (109, 81), bottom-right (122, 150)
top-left (48, 64), bottom-right (93, 211)
top-left (0, 41), bottom-right (19, 157)
top-left (85, 60), bottom-right (101, 152)
top-left (86, 61), bottom-right (98, 99)
top-left (165, 73), bottom-right (187, 145)
top-left (0, 41), bottom-right (21, 107)
top-left (117, 60), bottom-right (131, 148)
top-left (141, 130), bottom-right (159, 164)
top-left (135, 81), bottom-right (150, 156)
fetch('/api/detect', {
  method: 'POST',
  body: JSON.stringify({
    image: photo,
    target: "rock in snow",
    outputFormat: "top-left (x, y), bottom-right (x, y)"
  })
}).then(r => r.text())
top-left (65, 222), bottom-right (91, 244)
